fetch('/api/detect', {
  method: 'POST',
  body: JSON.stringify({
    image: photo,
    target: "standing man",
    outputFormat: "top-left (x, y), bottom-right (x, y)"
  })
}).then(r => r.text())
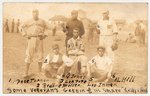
top-left (4, 19), bottom-right (9, 33)
top-left (140, 21), bottom-right (146, 45)
top-left (20, 9), bottom-right (50, 77)
top-left (135, 22), bottom-right (141, 45)
top-left (52, 25), bottom-right (56, 36)
top-left (16, 19), bottom-right (20, 33)
top-left (62, 10), bottom-right (85, 54)
top-left (11, 19), bottom-right (15, 33)
top-left (97, 10), bottom-right (118, 61)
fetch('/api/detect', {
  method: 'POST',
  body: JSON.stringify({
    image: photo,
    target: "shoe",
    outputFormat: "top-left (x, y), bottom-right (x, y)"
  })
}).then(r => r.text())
top-left (22, 73), bottom-right (29, 79)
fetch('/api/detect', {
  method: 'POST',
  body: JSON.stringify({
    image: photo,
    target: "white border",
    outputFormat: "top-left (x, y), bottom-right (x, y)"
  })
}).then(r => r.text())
top-left (0, 0), bottom-right (149, 96)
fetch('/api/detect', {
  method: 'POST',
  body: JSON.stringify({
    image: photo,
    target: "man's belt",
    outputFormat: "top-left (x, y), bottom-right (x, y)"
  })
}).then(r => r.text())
top-left (27, 34), bottom-right (47, 40)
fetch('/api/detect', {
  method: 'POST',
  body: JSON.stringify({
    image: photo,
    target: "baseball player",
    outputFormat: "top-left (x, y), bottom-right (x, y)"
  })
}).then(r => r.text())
top-left (20, 9), bottom-right (51, 77)
top-left (97, 10), bottom-right (118, 61)
top-left (62, 10), bottom-right (85, 54)
top-left (67, 28), bottom-right (88, 75)
top-left (87, 46), bottom-right (113, 82)
top-left (42, 44), bottom-right (74, 79)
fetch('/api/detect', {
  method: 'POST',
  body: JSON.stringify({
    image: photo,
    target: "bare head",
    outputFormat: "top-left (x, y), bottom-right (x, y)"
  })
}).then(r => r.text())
top-left (71, 10), bottom-right (78, 20)
top-left (32, 9), bottom-right (39, 20)
top-left (73, 28), bottom-right (79, 38)
top-left (52, 44), bottom-right (59, 55)
top-left (102, 11), bottom-right (109, 20)
top-left (97, 46), bottom-right (105, 57)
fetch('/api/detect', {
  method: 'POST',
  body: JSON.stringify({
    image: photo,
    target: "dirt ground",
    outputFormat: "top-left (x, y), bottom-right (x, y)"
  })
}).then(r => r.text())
top-left (3, 31), bottom-right (148, 94)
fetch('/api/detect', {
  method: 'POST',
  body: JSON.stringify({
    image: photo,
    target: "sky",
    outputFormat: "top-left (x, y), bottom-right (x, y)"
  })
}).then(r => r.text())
top-left (3, 3), bottom-right (148, 23)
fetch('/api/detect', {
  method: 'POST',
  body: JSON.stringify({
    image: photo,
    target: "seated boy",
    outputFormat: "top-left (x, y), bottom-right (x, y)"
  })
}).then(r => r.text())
top-left (42, 44), bottom-right (73, 79)
top-left (67, 28), bottom-right (88, 75)
top-left (87, 46), bottom-right (113, 82)
top-left (125, 33), bottom-right (136, 43)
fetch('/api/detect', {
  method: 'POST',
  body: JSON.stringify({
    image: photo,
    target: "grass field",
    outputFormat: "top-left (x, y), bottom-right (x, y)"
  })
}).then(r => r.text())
top-left (3, 31), bottom-right (148, 94)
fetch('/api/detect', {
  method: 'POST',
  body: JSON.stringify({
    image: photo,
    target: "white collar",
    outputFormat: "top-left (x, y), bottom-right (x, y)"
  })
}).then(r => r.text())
top-left (73, 36), bottom-right (80, 40)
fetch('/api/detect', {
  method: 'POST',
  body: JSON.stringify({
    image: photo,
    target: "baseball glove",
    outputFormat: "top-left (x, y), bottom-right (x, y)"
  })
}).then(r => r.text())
top-left (111, 43), bottom-right (118, 51)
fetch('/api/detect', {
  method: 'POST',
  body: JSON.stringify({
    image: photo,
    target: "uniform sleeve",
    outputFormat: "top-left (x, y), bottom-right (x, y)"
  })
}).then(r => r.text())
top-left (97, 18), bottom-right (104, 30)
top-left (43, 20), bottom-right (52, 36)
top-left (44, 20), bottom-right (51, 29)
top-left (62, 55), bottom-right (74, 67)
top-left (67, 39), bottom-right (73, 50)
top-left (113, 21), bottom-right (118, 33)
top-left (19, 21), bottom-right (28, 37)
top-left (62, 20), bottom-right (69, 33)
top-left (88, 56), bottom-right (96, 66)
top-left (67, 39), bottom-right (78, 54)
top-left (79, 40), bottom-right (85, 51)
top-left (135, 26), bottom-right (139, 36)
top-left (80, 21), bottom-right (85, 36)
top-left (97, 21), bottom-right (100, 30)
top-left (106, 57), bottom-right (112, 66)
top-left (42, 54), bottom-right (51, 67)
top-left (141, 23), bottom-right (146, 32)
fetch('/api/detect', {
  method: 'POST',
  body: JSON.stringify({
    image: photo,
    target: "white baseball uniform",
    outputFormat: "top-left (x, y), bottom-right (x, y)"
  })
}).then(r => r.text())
top-left (97, 18), bottom-right (117, 61)
top-left (20, 18), bottom-right (50, 63)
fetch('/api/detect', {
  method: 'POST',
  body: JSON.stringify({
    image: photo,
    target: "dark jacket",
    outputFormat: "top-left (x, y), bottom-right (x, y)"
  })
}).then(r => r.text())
top-left (63, 18), bottom-right (85, 38)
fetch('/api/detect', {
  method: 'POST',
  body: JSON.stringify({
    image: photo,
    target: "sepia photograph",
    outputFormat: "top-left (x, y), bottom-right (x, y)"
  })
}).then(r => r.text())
top-left (2, 2), bottom-right (148, 94)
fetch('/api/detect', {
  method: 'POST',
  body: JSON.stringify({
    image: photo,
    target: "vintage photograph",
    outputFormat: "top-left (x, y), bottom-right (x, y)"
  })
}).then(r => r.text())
top-left (3, 2), bottom-right (148, 94)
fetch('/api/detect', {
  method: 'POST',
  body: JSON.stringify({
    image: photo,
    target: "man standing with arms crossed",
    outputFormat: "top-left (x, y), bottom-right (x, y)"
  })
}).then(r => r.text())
top-left (20, 9), bottom-right (50, 77)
